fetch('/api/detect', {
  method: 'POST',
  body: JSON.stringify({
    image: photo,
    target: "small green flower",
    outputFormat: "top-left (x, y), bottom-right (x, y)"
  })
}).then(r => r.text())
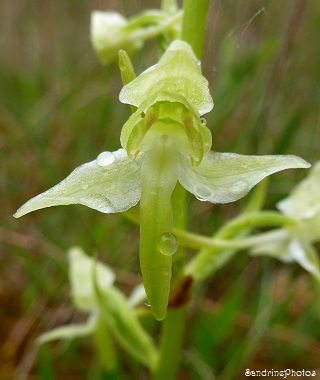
top-left (14, 40), bottom-right (310, 320)
top-left (37, 247), bottom-right (158, 369)
top-left (119, 40), bottom-right (213, 165)
top-left (91, 9), bottom-right (182, 65)
top-left (251, 163), bottom-right (320, 280)
top-left (37, 246), bottom-right (115, 345)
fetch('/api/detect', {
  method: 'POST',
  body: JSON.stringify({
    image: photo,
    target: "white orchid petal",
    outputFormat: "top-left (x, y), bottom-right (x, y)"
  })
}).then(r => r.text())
top-left (288, 239), bottom-right (320, 278)
top-left (277, 161), bottom-right (320, 219)
top-left (127, 284), bottom-right (147, 308)
top-left (68, 247), bottom-right (115, 311)
top-left (37, 313), bottom-right (98, 345)
top-left (250, 230), bottom-right (291, 261)
top-left (179, 151), bottom-right (310, 204)
top-left (14, 149), bottom-right (141, 218)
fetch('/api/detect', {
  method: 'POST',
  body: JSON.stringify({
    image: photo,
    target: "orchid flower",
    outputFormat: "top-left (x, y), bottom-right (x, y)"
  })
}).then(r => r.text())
top-left (251, 162), bottom-right (320, 281)
top-left (37, 247), bottom-right (157, 370)
top-left (91, 9), bottom-right (182, 65)
top-left (14, 41), bottom-right (310, 320)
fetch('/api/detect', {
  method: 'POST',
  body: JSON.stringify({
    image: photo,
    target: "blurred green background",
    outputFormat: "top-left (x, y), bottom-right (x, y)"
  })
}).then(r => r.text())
top-left (1, 0), bottom-right (320, 379)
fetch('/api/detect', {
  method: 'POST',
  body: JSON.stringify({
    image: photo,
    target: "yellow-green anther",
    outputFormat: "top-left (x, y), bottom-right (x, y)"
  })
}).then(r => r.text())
top-left (145, 104), bottom-right (160, 129)
top-left (140, 135), bottom-right (179, 320)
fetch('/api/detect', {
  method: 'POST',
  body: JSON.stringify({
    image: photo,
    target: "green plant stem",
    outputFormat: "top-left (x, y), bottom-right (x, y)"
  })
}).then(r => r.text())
top-left (161, 0), bottom-right (178, 13)
top-left (152, 307), bottom-right (187, 380)
top-left (212, 211), bottom-right (295, 239)
top-left (184, 228), bottom-right (289, 282)
top-left (181, 0), bottom-right (210, 58)
top-left (179, 228), bottom-right (288, 252)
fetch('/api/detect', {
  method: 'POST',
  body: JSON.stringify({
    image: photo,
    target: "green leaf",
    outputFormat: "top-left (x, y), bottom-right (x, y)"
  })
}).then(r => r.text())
top-left (178, 151), bottom-right (310, 204)
top-left (14, 149), bottom-right (141, 218)
top-left (119, 40), bottom-right (213, 115)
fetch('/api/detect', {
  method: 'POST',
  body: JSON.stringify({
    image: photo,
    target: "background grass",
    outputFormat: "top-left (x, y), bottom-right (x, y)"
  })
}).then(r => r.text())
top-left (1, 0), bottom-right (320, 379)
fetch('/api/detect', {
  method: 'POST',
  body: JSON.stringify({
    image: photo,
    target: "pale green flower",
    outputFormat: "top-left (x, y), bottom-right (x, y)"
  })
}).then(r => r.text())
top-left (14, 40), bottom-right (310, 320)
top-left (14, 40), bottom-right (309, 218)
top-left (37, 247), bottom-right (157, 369)
top-left (251, 163), bottom-right (320, 280)
top-left (91, 9), bottom-right (182, 65)
top-left (38, 246), bottom-right (115, 344)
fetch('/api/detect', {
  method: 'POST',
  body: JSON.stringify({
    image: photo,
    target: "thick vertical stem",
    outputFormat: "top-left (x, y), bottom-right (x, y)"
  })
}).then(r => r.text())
top-left (140, 135), bottom-right (178, 321)
top-left (152, 307), bottom-right (187, 380)
top-left (182, 0), bottom-right (210, 58)
top-left (161, 0), bottom-right (178, 14)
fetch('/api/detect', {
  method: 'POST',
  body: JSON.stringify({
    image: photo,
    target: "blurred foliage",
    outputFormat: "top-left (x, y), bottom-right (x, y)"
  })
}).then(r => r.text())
top-left (1, 0), bottom-right (320, 379)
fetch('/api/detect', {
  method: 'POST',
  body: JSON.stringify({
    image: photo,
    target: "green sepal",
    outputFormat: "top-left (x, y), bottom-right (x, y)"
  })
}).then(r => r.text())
top-left (119, 40), bottom-right (213, 115)
top-left (14, 149), bottom-right (141, 218)
top-left (178, 151), bottom-right (310, 203)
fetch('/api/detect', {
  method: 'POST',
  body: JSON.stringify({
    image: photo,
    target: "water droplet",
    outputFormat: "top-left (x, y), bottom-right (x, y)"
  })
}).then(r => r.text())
top-left (231, 180), bottom-right (248, 193)
top-left (96, 151), bottom-right (115, 167)
top-left (80, 182), bottom-right (88, 190)
top-left (195, 186), bottom-right (212, 201)
top-left (157, 232), bottom-right (178, 256)
top-left (145, 301), bottom-right (150, 307)
top-left (195, 195), bottom-right (206, 202)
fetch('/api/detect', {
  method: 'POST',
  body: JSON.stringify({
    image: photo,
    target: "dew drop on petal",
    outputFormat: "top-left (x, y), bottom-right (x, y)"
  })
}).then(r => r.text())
top-left (157, 232), bottom-right (178, 256)
top-left (231, 180), bottom-right (248, 194)
top-left (96, 151), bottom-right (115, 167)
top-left (80, 182), bottom-right (89, 190)
top-left (195, 186), bottom-right (212, 201)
